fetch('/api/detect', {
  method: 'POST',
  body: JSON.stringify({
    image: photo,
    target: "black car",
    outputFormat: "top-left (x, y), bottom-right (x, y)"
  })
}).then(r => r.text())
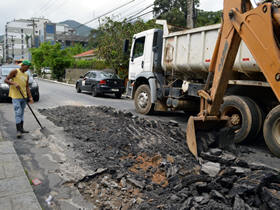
top-left (0, 64), bottom-right (40, 102)
top-left (76, 71), bottom-right (125, 98)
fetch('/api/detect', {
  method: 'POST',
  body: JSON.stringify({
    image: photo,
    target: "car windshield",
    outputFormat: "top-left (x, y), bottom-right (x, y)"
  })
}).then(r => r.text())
top-left (99, 72), bottom-right (120, 79)
top-left (1, 67), bottom-right (34, 83)
top-left (1, 67), bottom-right (15, 76)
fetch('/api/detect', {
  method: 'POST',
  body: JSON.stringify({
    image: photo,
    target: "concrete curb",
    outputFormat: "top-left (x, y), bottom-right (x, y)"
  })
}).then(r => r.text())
top-left (0, 131), bottom-right (42, 209)
top-left (38, 78), bottom-right (75, 88)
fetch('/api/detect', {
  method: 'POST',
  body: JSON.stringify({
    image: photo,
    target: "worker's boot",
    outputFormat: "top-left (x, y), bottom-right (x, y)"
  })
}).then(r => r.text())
top-left (20, 121), bottom-right (29, 134)
top-left (16, 124), bottom-right (22, 138)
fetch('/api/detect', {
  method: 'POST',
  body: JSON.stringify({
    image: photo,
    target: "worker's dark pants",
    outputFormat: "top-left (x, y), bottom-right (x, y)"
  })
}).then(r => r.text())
top-left (12, 99), bottom-right (27, 124)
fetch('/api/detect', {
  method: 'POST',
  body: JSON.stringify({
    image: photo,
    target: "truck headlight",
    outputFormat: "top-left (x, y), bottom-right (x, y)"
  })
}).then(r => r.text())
top-left (0, 83), bottom-right (9, 89)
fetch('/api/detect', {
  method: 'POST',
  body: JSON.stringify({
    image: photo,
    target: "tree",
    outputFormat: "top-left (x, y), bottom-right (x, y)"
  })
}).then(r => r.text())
top-left (154, 0), bottom-right (199, 27)
top-left (95, 18), bottom-right (157, 74)
top-left (31, 42), bottom-right (72, 80)
top-left (196, 10), bottom-right (222, 27)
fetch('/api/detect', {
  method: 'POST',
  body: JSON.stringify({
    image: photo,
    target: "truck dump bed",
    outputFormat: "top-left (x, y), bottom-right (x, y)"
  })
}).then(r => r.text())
top-left (160, 21), bottom-right (260, 79)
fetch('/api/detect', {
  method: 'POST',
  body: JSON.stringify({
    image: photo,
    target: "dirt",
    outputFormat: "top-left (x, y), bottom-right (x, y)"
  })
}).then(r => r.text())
top-left (40, 106), bottom-right (280, 210)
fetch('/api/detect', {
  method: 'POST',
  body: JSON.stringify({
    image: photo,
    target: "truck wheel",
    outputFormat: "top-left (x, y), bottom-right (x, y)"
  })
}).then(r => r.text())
top-left (220, 96), bottom-right (262, 143)
top-left (134, 84), bottom-right (154, 115)
top-left (263, 105), bottom-right (280, 157)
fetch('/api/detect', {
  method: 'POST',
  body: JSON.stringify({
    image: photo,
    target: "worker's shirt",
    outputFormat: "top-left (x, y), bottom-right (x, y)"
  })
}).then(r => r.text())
top-left (9, 68), bottom-right (28, 99)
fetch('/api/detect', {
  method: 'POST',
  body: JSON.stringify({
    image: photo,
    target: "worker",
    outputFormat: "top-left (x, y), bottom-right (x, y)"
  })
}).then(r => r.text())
top-left (4, 60), bottom-right (34, 138)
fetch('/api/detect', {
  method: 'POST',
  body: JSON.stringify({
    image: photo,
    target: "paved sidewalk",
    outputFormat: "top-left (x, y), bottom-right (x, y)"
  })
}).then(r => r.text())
top-left (0, 140), bottom-right (41, 210)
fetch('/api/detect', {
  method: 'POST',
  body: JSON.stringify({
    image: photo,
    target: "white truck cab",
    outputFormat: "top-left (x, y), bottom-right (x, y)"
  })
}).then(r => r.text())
top-left (129, 29), bottom-right (162, 81)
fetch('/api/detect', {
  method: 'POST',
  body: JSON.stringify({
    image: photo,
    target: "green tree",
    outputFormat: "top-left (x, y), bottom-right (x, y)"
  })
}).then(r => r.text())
top-left (95, 18), bottom-right (157, 74)
top-left (196, 10), bottom-right (222, 27)
top-left (154, 0), bottom-right (199, 27)
top-left (31, 42), bottom-right (72, 80)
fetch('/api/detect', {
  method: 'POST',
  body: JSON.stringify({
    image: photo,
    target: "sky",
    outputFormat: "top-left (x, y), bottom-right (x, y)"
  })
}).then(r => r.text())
top-left (0, 0), bottom-right (223, 35)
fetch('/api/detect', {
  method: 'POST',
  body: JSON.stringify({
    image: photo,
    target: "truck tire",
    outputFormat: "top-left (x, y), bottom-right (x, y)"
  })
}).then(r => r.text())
top-left (220, 96), bottom-right (262, 143)
top-left (263, 105), bottom-right (280, 157)
top-left (134, 84), bottom-right (154, 115)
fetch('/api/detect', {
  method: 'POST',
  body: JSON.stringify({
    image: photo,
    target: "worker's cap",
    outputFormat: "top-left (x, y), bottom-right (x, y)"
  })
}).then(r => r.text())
top-left (21, 60), bottom-right (31, 66)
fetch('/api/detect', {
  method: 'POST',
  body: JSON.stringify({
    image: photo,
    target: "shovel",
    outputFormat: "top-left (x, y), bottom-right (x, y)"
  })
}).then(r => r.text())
top-left (17, 87), bottom-right (51, 137)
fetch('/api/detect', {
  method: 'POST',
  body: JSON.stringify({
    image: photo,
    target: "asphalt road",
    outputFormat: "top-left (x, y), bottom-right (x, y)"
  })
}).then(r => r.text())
top-left (0, 79), bottom-right (188, 209)
top-left (0, 79), bottom-right (280, 209)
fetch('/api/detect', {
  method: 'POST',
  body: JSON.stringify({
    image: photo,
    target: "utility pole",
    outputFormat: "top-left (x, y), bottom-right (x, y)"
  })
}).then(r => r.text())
top-left (186, 0), bottom-right (196, 29)
top-left (27, 19), bottom-right (37, 48)
top-left (9, 35), bottom-right (15, 62)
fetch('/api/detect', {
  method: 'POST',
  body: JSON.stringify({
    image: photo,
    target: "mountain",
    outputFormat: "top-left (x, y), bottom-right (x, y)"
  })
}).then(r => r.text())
top-left (59, 20), bottom-right (92, 37)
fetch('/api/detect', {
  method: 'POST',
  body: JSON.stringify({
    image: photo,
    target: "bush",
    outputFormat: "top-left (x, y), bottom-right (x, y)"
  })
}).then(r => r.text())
top-left (71, 58), bottom-right (107, 70)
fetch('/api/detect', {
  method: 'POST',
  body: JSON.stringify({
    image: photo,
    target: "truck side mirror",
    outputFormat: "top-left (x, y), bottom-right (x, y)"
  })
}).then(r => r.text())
top-left (123, 39), bottom-right (129, 54)
top-left (80, 75), bottom-right (84, 79)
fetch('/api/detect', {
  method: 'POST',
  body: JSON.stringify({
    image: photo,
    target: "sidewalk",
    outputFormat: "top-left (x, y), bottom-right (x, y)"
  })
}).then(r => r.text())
top-left (0, 135), bottom-right (41, 210)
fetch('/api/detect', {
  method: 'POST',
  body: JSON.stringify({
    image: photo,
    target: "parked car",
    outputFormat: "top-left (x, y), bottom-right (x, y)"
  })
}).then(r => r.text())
top-left (0, 64), bottom-right (40, 102)
top-left (41, 67), bottom-right (51, 74)
top-left (76, 71), bottom-right (125, 98)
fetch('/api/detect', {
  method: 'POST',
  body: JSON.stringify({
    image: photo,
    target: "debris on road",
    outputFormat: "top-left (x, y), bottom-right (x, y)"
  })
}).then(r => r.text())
top-left (32, 178), bottom-right (42, 186)
top-left (39, 106), bottom-right (280, 209)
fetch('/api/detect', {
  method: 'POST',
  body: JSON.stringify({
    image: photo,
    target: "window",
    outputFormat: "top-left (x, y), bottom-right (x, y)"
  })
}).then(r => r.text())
top-left (133, 37), bottom-right (145, 58)
top-left (90, 72), bottom-right (96, 78)
top-left (84, 72), bottom-right (90, 78)
top-left (99, 72), bottom-right (119, 79)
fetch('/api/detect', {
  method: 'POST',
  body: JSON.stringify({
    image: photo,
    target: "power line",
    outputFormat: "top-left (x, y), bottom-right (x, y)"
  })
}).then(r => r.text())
top-left (126, 4), bottom-right (154, 20)
top-left (33, 0), bottom-right (57, 17)
top-left (76, 0), bottom-right (136, 29)
top-left (115, 0), bottom-right (152, 21)
top-left (128, 10), bottom-right (154, 22)
top-left (115, 0), bottom-right (149, 18)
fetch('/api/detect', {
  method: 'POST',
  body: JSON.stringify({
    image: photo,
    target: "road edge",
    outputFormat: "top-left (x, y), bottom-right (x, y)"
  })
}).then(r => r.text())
top-left (38, 78), bottom-right (75, 88)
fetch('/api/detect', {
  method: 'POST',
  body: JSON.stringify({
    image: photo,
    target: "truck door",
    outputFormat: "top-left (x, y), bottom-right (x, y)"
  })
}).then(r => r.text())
top-left (129, 35), bottom-right (146, 80)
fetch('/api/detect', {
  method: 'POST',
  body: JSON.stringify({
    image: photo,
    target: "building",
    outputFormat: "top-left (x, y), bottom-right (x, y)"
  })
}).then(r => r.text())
top-left (4, 18), bottom-right (89, 63)
top-left (73, 49), bottom-right (96, 60)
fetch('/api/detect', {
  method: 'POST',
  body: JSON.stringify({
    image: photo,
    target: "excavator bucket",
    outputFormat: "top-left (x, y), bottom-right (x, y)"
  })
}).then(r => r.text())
top-left (186, 116), bottom-right (232, 159)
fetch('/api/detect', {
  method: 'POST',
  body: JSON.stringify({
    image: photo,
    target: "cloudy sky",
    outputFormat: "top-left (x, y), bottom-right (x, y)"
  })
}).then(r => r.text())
top-left (0, 0), bottom-right (223, 34)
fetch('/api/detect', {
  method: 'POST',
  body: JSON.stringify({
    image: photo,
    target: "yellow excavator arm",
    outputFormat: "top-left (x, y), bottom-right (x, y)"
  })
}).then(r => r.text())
top-left (187, 0), bottom-right (280, 158)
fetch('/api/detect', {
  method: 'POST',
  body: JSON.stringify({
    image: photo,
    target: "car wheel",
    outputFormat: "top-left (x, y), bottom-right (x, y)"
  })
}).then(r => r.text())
top-left (134, 84), bottom-right (154, 115)
top-left (76, 84), bottom-right (81, 93)
top-left (115, 92), bottom-right (122, 99)
top-left (34, 94), bottom-right (40, 102)
top-left (92, 87), bottom-right (98, 97)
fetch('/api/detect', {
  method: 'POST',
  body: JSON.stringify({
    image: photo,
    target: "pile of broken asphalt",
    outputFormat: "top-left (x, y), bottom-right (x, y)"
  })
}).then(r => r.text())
top-left (39, 106), bottom-right (280, 210)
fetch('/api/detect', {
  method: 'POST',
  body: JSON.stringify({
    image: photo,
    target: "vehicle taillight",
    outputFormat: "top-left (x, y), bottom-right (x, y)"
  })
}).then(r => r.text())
top-left (99, 80), bottom-right (106, 85)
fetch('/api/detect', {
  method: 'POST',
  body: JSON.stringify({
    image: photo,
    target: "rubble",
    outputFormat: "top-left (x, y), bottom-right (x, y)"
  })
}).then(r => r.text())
top-left (40, 106), bottom-right (280, 209)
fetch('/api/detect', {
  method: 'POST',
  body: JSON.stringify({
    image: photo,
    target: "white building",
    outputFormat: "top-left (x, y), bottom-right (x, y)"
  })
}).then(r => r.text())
top-left (4, 18), bottom-right (76, 62)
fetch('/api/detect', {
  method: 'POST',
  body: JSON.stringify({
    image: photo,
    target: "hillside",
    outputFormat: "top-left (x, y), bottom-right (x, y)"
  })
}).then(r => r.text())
top-left (60, 20), bottom-right (92, 37)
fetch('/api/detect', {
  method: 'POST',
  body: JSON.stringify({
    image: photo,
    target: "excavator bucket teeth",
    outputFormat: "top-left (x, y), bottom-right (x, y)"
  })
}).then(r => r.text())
top-left (186, 116), bottom-right (231, 159)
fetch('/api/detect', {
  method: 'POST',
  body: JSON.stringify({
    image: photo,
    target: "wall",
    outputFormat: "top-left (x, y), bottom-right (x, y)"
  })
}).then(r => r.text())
top-left (65, 68), bottom-right (114, 84)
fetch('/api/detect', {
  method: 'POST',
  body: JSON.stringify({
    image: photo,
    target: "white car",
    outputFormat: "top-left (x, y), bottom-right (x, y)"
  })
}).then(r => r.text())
top-left (41, 67), bottom-right (51, 74)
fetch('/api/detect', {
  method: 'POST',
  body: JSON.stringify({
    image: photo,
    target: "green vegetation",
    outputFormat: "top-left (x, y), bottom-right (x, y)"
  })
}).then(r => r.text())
top-left (90, 18), bottom-right (157, 75)
top-left (31, 0), bottom-right (222, 81)
top-left (154, 0), bottom-right (222, 27)
top-left (72, 59), bottom-right (107, 70)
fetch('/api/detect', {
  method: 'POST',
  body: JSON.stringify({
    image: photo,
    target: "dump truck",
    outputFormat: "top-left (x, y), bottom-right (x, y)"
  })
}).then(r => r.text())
top-left (126, 0), bottom-right (280, 157)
